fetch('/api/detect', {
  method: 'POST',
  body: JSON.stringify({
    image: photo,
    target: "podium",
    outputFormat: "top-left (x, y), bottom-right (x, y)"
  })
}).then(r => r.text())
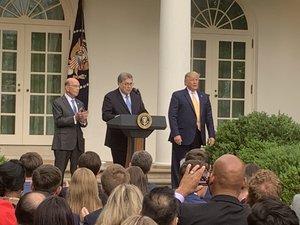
top-left (107, 114), bottom-right (166, 167)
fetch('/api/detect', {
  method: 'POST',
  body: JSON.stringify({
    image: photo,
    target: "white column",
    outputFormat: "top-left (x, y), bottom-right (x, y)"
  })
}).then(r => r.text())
top-left (155, 0), bottom-right (191, 164)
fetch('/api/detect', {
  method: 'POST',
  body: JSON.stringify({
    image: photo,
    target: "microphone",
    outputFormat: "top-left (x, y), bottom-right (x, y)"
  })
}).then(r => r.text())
top-left (132, 87), bottom-right (140, 95)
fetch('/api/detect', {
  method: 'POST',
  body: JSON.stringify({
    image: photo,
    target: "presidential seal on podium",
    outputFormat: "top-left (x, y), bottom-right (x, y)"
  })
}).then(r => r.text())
top-left (137, 112), bottom-right (152, 129)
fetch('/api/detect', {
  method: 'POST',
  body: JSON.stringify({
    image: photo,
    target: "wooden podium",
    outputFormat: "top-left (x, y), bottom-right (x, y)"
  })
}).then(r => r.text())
top-left (107, 114), bottom-right (166, 167)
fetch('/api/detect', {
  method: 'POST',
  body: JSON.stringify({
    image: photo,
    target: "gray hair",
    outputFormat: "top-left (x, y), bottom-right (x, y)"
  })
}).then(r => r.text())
top-left (118, 72), bottom-right (133, 84)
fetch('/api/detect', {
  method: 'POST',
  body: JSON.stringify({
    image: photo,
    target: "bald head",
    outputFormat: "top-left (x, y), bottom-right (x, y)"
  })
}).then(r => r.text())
top-left (15, 191), bottom-right (48, 225)
top-left (209, 154), bottom-right (245, 197)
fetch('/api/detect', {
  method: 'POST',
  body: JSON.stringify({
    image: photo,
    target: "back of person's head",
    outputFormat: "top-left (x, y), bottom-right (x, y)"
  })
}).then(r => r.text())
top-left (245, 163), bottom-right (260, 179)
top-left (142, 186), bottom-right (179, 225)
top-left (126, 166), bottom-right (148, 195)
top-left (20, 152), bottom-right (43, 178)
top-left (15, 191), bottom-right (49, 225)
top-left (100, 164), bottom-right (130, 196)
top-left (67, 167), bottom-right (102, 214)
top-left (96, 184), bottom-right (143, 225)
top-left (185, 148), bottom-right (211, 166)
top-left (33, 196), bottom-right (74, 225)
top-left (247, 169), bottom-right (281, 207)
top-left (247, 198), bottom-right (299, 225)
top-left (208, 154), bottom-right (245, 197)
top-left (32, 164), bottom-right (62, 195)
top-left (121, 215), bottom-right (158, 225)
top-left (0, 159), bottom-right (25, 197)
top-left (179, 159), bottom-right (208, 183)
top-left (78, 151), bottom-right (102, 176)
top-left (131, 151), bottom-right (153, 174)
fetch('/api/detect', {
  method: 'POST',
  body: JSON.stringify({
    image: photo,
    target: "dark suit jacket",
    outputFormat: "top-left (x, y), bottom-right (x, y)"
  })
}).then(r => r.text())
top-left (52, 95), bottom-right (86, 151)
top-left (179, 195), bottom-right (250, 225)
top-left (168, 88), bottom-right (215, 145)
top-left (102, 88), bottom-right (147, 150)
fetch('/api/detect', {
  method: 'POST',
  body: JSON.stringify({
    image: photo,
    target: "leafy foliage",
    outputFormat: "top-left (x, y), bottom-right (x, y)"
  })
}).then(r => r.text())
top-left (0, 155), bottom-right (7, 165)
top-left (206, 111), bottom-right (300, 204)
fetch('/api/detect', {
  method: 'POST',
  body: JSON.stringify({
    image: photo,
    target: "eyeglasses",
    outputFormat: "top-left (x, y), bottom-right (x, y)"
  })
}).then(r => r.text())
top-left (122, 82), bottom-right (134, 87)
top-left (68, 85), bottom-right (80, 88)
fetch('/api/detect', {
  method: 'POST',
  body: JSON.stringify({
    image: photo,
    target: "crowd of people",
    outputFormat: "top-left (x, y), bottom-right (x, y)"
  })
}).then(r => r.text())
top-left (0, 72), bottom-right (299, 225)
top-left (0, 148), bottom-right (299, 225)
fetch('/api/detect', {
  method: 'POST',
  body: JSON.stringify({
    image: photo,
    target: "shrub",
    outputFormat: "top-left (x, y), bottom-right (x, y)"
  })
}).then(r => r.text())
top-left (0, 155), bottom-right (7, 165)
top-left (206, 111), bottom-right (300, 204)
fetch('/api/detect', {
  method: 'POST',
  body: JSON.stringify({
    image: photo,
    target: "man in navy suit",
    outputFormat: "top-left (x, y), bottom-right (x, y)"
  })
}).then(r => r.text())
top-left (52, 78), bottom-right (88, 182)
top-left (102, 72), bottom-right (147, 167)
top-left (168, 71), bottom-right (215, 188)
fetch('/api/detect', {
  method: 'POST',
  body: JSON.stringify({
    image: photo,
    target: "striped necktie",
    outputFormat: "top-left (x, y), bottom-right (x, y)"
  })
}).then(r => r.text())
top-left (125, 95), bottom-right (132, 114)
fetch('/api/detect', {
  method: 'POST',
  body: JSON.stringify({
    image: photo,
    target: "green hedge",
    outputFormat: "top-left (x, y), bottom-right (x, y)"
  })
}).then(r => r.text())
top-left (206, 111), bottom-right (300, 204)
top-left (0, 155), bottom-right (7, 165)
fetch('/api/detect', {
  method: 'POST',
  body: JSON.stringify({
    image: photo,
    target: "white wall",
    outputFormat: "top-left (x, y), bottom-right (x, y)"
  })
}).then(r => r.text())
top-left (242, 0), bottom-right (300, 122)
top-left (81, 0), bottom-right (161, 162)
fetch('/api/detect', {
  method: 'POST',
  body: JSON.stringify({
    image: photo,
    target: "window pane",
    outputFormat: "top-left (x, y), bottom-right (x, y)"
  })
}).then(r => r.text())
top-left (232, 81), bottom-right (245, 98)
top-left (30, 96), bottom-right (44, 114)
top-left (3, 30), bottom-right (17, 50)
top-left (193, 40), bottom-right (206, 58)
top-left (219, 41), bottom-right (231, 59)
top-left (2, 73), bottom-right (16, 92)
top-left (233, 42), bottom-right (245, 59)
top-left (233, 61), bottom-right (245, 79)
top-left (46, 5), bottom-right (64, 20)
top-left (218, 80), bottom-right (231, 98)
top-left (232, 100), bottom-right (244, 117)
top-left (47, 75), bottom-right (61, 93)
top-left (219, 61), bottom-right (231, 78)
top-left (193, 60), bottom-right (206, 78)
top-left (46, 96), bottom-right (58, 114)
top-left (227, 2), bottom-right (243, 19)
top-left (1, 115), bottom-right (15, 134)
top-left (31, 75), bottom-right (45, 93)
top-left (232, 15), bottom-right (248, 30)
top-left (218, 100), bottom-right (230, 117)
top-left (31, 54), bottom-right (45, 72)
top-left (31, 33), bottom-right (46, 51)
top-left (47, 54), bottom-right (61, 73)
top-left (46, 116), bottom-right (54, 135)
top-left (199, 79), bottom-right (205, 92)
top-left (2, 52), bottom-right (17, 71)
top-left (1, 94), bottom-right (15, 113)
top-left (48, 33), bottom-right (62, 52)
top-left (30, 116), bottom-right (44, 135)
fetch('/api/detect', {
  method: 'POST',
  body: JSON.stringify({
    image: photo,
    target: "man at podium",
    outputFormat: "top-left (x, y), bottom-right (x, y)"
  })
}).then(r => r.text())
top-left (102, 72), bottom-right (147, 166)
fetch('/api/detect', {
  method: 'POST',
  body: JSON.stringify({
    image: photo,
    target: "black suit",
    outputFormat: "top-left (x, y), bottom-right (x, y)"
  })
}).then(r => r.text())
top-left (52, 95), bottom-right (86, 179)
top-left (179, 195), bottom-right (250, 225)
top-left (102, 88), bottom-right (147, 166)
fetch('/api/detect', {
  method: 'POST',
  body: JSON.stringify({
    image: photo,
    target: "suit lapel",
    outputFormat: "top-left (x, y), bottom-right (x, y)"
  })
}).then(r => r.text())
top-left (116, 89), bottom-right (131, 114)
top-left (197, 90), bottom-right (204, 119)
top-left (184, 88), bottom-right (196, 114)
top-left (62, 95), bottom-right (74, 114)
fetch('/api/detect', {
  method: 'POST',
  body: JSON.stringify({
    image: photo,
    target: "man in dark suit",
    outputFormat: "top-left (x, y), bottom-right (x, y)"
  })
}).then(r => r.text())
top-left (168, 71), bottom-right (215, 188)
top-left (102, 72), bottom-right (147, 167)
top-left (52, 78), bottom-right (88, 182)
top-left (176, 154), bottom-right (250, 225)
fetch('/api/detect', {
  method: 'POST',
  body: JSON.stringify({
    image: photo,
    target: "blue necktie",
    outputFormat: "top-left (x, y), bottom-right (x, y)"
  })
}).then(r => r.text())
top-left (125, 95), bottom-right (132, 114)
top-left (71, 99), bottom-right (77, 114)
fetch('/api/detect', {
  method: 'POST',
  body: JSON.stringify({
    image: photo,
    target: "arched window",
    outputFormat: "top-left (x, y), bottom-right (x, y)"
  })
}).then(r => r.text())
top-left (0, 0), bottom-right (64, 20)
top-left (0, 0), bottom-right (70, 144)
top-left (191, 0), bottom-right (248, 30)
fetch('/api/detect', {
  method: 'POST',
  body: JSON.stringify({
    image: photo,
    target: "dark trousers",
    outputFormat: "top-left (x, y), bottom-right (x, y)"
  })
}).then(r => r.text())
top-left (54, 145), bottom-right (83, 183)
top-left (171, 129), bottom-right (202, 188)
top-left (111, 148), bottom-right (127, 167)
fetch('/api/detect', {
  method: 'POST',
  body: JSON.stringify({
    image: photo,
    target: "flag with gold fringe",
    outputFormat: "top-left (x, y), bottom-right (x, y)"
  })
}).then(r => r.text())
top-left (67, 0), bottom-right (89, 109)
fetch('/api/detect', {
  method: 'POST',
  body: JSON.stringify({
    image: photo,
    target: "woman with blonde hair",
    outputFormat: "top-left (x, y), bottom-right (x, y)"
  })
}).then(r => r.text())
top-left (121, 215), bottom-right (158, 225)
top-left (67, 168), bottom-right (102, 218)
top-left (96, 184), bottom-right (143, 225)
